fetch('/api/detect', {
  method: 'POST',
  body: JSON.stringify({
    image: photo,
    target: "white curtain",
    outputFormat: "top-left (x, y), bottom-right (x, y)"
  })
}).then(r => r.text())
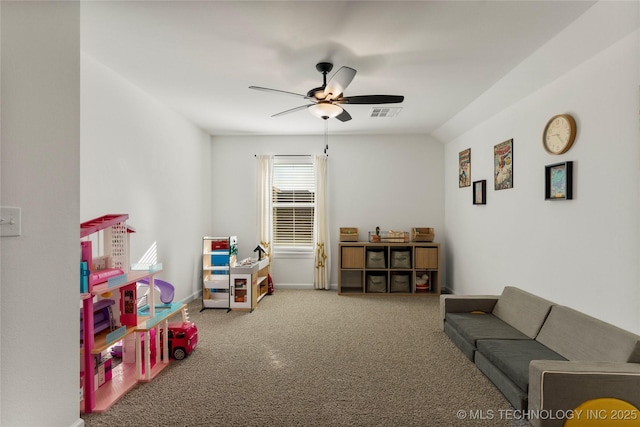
top-left (314, 154), bottom-right (330, 289)
top-left (256, 155), bottom-right (272, 259)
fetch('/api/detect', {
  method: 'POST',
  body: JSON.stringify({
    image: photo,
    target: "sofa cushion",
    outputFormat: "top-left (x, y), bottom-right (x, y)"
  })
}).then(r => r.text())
top-left (536, 305), bottom-right (640, 363)
top-left (475, 351), bottom-right (529, 410)
top-left (628, 342), bottom-right (640, 364)
top-left (492, 287), bottom-right (554, 339)
top-left (444, 322), bottom-right (477, 361)
top-left (445, 312), bottom-right (531, 345)
top-left (476, 339), bottom-right (566, 392)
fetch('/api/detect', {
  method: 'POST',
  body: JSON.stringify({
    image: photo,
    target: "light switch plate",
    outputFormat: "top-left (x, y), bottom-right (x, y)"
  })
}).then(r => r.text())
top-left (1, 207), bottom-right (22, 237)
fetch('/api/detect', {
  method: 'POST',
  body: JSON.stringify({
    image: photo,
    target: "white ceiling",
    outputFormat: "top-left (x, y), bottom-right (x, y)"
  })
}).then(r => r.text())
top-left (81, 1), bottom-right (596, 137)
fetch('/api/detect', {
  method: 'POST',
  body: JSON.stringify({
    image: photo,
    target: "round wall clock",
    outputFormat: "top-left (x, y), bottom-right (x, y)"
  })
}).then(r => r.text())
top-left (543, 114), bottom-right (577, 155)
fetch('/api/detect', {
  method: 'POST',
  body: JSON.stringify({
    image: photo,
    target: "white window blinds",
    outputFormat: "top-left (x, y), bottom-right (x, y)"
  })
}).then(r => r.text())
top-left (272, 156), bottom-right (315, 249)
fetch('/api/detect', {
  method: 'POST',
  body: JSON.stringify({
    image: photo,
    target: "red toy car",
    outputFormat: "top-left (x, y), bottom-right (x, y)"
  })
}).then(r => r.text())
top-left (162, 321), bottom-right (198, 360)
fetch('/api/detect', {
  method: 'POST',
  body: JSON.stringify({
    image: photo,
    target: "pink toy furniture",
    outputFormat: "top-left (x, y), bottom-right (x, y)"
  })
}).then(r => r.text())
top-left (79, 214), bottom-right (190, 415)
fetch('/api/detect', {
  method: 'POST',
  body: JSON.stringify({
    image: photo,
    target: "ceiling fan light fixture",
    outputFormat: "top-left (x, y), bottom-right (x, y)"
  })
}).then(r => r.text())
top-left (308, 102), bottom-right (343, 119)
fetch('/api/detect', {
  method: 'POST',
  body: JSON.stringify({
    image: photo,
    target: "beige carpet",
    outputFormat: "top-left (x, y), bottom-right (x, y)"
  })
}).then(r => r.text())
top-left (82, 290), bottom-right (530, 426)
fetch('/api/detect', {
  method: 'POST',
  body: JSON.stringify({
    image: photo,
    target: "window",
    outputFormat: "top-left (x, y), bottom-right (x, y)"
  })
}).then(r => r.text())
top-left (272, 156), bottom-right (315, 253)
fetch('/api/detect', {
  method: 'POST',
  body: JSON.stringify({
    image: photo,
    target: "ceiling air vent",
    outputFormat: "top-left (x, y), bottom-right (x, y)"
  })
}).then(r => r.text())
top-left (370, 107), bottom-right (402, 118)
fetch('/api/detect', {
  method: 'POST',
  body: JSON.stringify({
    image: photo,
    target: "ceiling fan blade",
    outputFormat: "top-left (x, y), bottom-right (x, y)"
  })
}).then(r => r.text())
top-left (335, 108), bottom-right (352, 122)
top-left (249, 86), bottom-right (311, 99)
top-left (324, 66), bottom-right (356, 100)
top-left (338, 95), bottom-right (404, 104)
top-left (271, 104), bottom-right (311, 117)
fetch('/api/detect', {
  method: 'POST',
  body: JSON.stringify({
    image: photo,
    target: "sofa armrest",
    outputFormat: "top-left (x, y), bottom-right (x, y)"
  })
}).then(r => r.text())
top-left (439, 294), bottom-right (499, 330)
top-left (528, 360), bottom-right (640, 427)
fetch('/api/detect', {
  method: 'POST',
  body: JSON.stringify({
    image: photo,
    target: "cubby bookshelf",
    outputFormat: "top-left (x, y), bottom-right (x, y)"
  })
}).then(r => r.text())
top-left (338, 242), bottom-right (440, 295)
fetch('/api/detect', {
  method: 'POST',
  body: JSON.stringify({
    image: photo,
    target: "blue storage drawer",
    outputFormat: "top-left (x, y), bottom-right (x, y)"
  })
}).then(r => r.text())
top-left (211, 253), bottom-right (229, 266)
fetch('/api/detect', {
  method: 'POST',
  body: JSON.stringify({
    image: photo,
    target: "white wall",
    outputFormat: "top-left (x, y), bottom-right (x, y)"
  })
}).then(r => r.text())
top-left (3, 3), bottom-right (637, 426)
top-left (1, 2), bottom-right (82, 426)
top-left (443, 26), bottom-right (640, 333)
top-left (210, 134), bottom-right (445, 288)
top-left (81, 54), bottom-right (212, 302)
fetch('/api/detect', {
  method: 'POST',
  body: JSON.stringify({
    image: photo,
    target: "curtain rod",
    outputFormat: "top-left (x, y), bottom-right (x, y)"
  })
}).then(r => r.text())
top-left (254, 154), bottom-right (315, 157)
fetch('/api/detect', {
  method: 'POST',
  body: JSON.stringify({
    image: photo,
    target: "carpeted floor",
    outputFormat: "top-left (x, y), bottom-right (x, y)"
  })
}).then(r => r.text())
top-left (82, 290), bottom-right (530, 426)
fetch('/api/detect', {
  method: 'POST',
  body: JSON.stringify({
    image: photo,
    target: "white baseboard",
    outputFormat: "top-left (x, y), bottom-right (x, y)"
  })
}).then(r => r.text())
top-left (180, 290), bottom-right (202, 305)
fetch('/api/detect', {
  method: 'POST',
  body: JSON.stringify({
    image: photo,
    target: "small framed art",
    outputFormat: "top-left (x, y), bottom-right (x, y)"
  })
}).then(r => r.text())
top-left (459, 148), bottom-right (471, 188)
top-left (473, 180), bottom-right (486, 205)
top-left (494, 139), bottom-right (513, 190)
top-left (545, 161), bottom-right (573, 200)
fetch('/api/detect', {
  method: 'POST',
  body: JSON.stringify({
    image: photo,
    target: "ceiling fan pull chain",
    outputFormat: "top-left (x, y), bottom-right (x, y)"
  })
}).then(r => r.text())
top-left (324, 120), bottom-right (329, 154)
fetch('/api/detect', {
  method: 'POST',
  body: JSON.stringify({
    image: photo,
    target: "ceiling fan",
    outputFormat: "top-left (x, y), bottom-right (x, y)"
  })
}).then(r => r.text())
top-left (249, 62), bottom-right (404, 122)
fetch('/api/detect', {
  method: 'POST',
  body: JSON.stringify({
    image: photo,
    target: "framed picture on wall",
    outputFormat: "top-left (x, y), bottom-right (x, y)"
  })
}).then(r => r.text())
top-left (494, 139), bottom-right (513, 190)
top-left (473, 180), bottom-right (486, 205)
top-left (459, 148), bottom-right (471, 188)
top-left (545, 161), bottom-right (573, 200)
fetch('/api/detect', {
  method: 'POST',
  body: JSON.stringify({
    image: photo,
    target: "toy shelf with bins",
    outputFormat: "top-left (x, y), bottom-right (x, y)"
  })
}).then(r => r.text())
top-left (201, 236), bottom-right (237, 310)
top-left (338, 242), bottom-right (440, 295)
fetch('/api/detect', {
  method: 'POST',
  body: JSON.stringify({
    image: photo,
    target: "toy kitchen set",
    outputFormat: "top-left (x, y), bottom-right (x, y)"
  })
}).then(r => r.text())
top-left (201, 236), bottom-right (271, 312)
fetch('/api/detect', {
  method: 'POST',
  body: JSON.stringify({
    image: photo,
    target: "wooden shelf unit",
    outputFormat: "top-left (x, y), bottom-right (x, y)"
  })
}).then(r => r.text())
top-left (229, 257), bottom-right (270, 312)
top-left (338, 242), bottom-right (441, 295)
top-left (256, 258), bottom-right (270, 304)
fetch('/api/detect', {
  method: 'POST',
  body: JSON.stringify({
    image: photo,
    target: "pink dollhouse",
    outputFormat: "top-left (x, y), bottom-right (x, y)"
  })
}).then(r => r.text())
top-left (80, 214), bottom-right (189, 413)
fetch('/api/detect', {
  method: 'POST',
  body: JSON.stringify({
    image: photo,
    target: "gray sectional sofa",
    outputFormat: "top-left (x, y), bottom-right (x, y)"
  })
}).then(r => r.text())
top-left (441, 286), bottom-right (640, 427)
